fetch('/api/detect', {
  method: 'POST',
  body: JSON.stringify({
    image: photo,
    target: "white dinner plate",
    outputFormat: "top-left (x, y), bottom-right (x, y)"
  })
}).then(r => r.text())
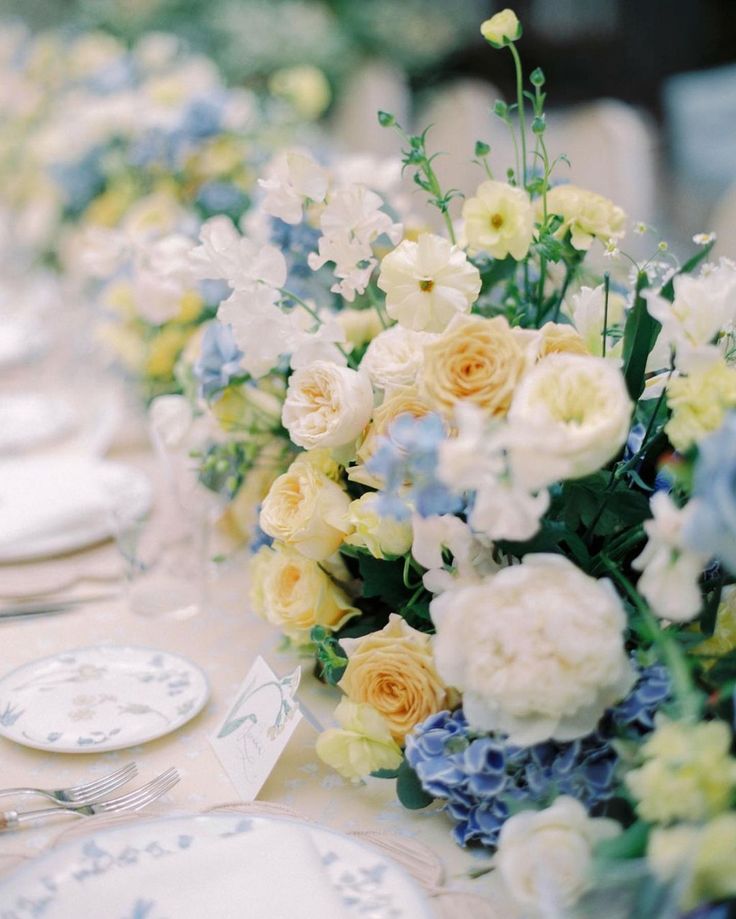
top-left (0, 457), bottom-right (151, 563)
top-left (0, 813), bottom-right (433, 918)
top-left (0, 645), bottom-right (209, 753)
top-left (0, 393), bottom-right (77, 454)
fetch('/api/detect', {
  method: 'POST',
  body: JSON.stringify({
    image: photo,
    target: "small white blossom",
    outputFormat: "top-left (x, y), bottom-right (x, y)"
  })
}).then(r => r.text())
top-left (258, 150), bottom-right (329, 225)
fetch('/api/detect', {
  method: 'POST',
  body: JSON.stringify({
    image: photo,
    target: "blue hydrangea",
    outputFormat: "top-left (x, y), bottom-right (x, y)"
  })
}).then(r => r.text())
top-left (405, 664), bottom-right (670, 848)
top-left (193, 322), bottom-right (243, 399)
top-left (683, 411), bottom-right (736, 574)
top-left (367, 413), bottom-right (463, 520)
top-left (269, 218), bottom-right (331, 301)
top-left (196, 181), bottom-right (248, 216)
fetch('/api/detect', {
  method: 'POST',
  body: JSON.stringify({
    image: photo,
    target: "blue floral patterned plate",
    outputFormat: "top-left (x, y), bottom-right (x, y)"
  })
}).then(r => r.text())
top-left (0, 813), bottom-right (433, 918)
top-left (0, 645), bottom-right (209, 752)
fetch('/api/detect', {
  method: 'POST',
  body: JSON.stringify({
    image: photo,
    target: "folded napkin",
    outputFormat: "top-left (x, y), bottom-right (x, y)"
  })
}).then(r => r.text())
top-left (0, 455), bottom-right (145, 562)
top-left (0, 394), bottom-right (77, 454)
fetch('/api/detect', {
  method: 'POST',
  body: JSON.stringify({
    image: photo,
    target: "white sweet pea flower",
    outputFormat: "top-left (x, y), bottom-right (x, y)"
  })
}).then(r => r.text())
top-left (632, 491), bottom-right (709, 622)
top-left (377, 233), bottom-right (481, 333)
top-left (258, 150), bottom-right (329, 225)
top-left (79, 226), bottom-right (129, 279)
top-left (189, 216), bottom-right (287, 293)
top-left (568, 283), bottom-right (625, 359)
top-left (411, 514), bottom-right (498, 594)
top-left (308, 185), bottom-right (402, 302)
top-left (217, 288), bottom-right (296, 378)
top-left (289, 312), bottom-right (348, 370)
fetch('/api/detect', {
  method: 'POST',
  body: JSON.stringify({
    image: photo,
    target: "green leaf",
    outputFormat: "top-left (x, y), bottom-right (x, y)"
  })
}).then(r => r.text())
top-left (396, 759), bottom-right (434, 810)
top-left (622, 272), bottom-right (660, 401)
top-left (371, 767), bottom-right (400, 779)
top-left (707, 650), bottom-right (736, 684)
top-left (534, 233), bottom-right (565, 262)
top-left (596, 820), bottom-right (650, 860)
top-left (357, 554), bottom-right (410, 608)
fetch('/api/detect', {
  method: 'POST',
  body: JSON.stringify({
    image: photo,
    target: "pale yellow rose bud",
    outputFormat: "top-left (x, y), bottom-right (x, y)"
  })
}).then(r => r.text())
top-left (480, 9), bottom-right (522, 47)
top-left (346, 492), bottom-right (413, 559)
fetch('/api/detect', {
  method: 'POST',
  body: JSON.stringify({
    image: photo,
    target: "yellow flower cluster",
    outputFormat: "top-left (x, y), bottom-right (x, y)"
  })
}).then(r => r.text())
top-left (666, 359), bottom-right (736, 451)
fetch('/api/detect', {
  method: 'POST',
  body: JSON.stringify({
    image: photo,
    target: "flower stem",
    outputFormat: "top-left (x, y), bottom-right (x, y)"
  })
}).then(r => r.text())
top-left (509, 43), bottom-right (527, 188)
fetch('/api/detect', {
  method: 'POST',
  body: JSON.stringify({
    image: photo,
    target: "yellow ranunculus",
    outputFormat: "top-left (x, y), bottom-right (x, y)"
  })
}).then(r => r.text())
top-left (316, 699), bottom-right (403, 782)
top-left (545, 184), bottom-right (626, 251)
top-left (421, 314), bottom-right (526, 418)
top-left (339, 614), bottom-right (447, 742)
top-left (249, 544), bottom-right (358, 642)
top-left (666, 359), bottom-right (736, 451)
top-left (268, 65), bottom-right (331, 121)
top-left (480, 9), bottom-right (522, 46)
top-left (462, 180), bottom-right (534, 260)
top-left (346, 492), bottom-right (413, 559)
top-left (259, 454), bottom-right (352, 561)
top-left (626, 719), bottom-right (736, 824)
top-left (649, 815), bottom-right (736, 911)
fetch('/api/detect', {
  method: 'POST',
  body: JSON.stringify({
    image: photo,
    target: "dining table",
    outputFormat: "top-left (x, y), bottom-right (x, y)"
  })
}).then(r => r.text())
top-left (0, 436), bottom-right (497, 916)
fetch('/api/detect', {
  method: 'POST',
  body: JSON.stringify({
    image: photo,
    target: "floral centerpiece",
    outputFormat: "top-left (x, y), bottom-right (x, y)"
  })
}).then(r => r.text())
top-left (157, 9), bottom-right (735, 915)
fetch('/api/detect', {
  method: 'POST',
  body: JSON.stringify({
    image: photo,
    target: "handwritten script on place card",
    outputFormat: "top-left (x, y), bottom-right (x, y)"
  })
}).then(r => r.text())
top-left (209, 655), bottom-right (302, 801)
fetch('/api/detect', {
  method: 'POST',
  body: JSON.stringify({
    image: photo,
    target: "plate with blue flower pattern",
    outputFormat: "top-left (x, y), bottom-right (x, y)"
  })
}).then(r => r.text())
top-left (0, 645), bottom-right (209, 752)
top-left (0, 813), bottom-right (433, 918)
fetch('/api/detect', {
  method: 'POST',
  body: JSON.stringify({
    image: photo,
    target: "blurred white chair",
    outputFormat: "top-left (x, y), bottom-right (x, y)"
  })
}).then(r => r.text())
top-left (711, 181), bottom-right (736, 261)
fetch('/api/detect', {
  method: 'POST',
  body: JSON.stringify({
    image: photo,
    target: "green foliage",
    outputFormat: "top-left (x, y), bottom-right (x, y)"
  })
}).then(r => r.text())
top-left (622, 272), bottom-right (661, 401)
top-left (395, 759), bottom-right (434, 809)
top-left (310, 626), bottom-right (348, 685)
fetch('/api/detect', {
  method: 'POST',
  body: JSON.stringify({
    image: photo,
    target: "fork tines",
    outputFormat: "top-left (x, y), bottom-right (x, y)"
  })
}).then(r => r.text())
top-left (63, 763), bottom-right (139, 804)
top-left (94, 767), bottom-right (180, 814)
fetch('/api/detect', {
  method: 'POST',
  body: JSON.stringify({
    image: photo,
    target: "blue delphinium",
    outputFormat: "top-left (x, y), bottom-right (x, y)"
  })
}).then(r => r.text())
top-left (406, 664), bottom-right (671, 848)
top-left (193, 322), bottom-right (243, 400)
top-left (683, 411), bottom-right (736, 574)
top-left (367, 413), bottom-right (463, 521)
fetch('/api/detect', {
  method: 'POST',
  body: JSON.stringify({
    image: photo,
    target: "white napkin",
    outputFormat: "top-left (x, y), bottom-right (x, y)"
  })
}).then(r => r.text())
top-left (0, 394), bottom-right (76, 454)
top-left (0, 456), bottom-right (114, 561)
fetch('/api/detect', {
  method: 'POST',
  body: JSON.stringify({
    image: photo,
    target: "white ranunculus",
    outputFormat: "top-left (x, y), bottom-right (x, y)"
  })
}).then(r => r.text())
top-left (461, 180), bottom-right (534, 261)
top-left (431, 554), bottom-right (634, 744)
top-left (507, 353), bottom-right (633, 490)
top-left (360, 325), bottom-right (437, 392)
top-left (377, 233), bottom-right (481, 333)
top-left (282, 360), bottom-right (374, 450)
top-left (632, 491), bottom-right (708, 622)
top-left (480, 9), bottom-right (522, 46)
top-left (495, 797), bottom-right (620, 915)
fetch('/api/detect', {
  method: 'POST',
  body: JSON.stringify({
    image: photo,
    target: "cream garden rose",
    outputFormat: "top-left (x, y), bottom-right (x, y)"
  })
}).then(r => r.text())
top-left (495, 797), bottom-right (620, 915)
top-left (360, 324), bottom-right (437, 392)
top-left (259, 454), bottom-right (351, 560)
top-left (480, 9), bottom-right (522, 46)
top-left (282, 360), bottom-right (374, 450)
top-left (507, 353), bottom-right (633, 489)
top-left (346, 492), bottom-right (413, 558)
top-left (545, 184), bottom-right (626, 250)
top-left (249, 544), bottom-right (358, 642)
top-left (377, 233), bottom-right (481, 333)
top-left (462, 180), bottom-right (534, 260)
top-left (315, 699), bottom-right (402, 782)
top-left (339, 614), bottom-right (447, 742)
top-left (420, 314), bottom-right (526, 418)
top-left (431, 554), bottom-right (634, 744)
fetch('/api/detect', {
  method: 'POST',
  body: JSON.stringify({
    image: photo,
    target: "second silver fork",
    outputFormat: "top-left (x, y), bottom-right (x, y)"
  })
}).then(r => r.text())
top-left (0, 762), bottom-right (138, 807)
top-left (0, 767), bottom-right (180, 831)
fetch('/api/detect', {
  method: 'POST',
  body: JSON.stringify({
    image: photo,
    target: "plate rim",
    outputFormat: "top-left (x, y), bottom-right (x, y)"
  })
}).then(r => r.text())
top-left (0, 459), bottom-right (152, 564)
top-left (0, 811), bottom-right (434, 917)
top-left (0, 643), bottom-right (210, 753)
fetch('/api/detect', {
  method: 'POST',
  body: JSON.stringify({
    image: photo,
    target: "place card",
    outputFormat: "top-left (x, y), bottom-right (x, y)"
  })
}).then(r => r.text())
top-left (209, 655), bottom-right (304, 801)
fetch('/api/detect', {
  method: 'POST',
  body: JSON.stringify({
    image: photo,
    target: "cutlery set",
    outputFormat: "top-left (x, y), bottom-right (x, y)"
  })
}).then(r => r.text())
top-left (0, 764), bottom-right (179, 831)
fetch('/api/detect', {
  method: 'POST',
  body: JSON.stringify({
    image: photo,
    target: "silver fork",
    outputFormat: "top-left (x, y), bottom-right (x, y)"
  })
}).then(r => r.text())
top-left (0, 763), bottom-right (138, 807)
top-left (0, 767), bottom-right (179, 831)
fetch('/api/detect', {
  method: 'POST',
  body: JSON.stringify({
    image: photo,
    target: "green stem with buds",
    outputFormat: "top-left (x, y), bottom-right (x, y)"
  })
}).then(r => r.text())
top-left (508, 42), bottom-right (527, 188)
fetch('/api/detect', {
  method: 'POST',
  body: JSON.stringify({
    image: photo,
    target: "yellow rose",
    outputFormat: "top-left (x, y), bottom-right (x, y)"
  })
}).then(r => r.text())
top-left (462, 180), bottom-right (534, 260)
top-left (250, 544), bottom-right (358, 642)
top-left (649, 815), bottom-right (736, 911)
top-left (351, 386), bottom-right (433, 485)
top-left (545, 184), bottom-right (626, 251)
top-left (420, 314), bottom-right (526, 418)
top-left (259, 455), bottom-right (351, 561)
top-left (346, 492), bottom-right (413, 558)
top-left (531, 322), bottom-right (590, 361)
top-left (666, 359), bottom-right (736, 451)
top-left (316, 699), bottom-right (403, 782)
top-left (626, 719), bottom-right (736, 824)
top-left (480, 9), bottom-right (522, 46)
top-left (339, 614), bottom-right (447, 742)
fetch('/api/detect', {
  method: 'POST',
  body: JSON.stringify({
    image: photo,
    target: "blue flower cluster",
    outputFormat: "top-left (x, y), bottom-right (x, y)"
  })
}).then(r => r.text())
top-left (366, 413), bottom-right (463, 520)
top-left (269, 218), bottom-right (330, 302)
top-left (684, 411), bottom-right (736, 575)
top-left (193, 321), bottom-right (243, 399)
top-left (405, 664), bottom-right (670, 848)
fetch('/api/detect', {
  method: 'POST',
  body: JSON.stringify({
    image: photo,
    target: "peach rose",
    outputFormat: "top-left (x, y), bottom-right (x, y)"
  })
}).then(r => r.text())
top-left (420, 313), bottom-right (526, 417)
top-left (339, 614), bottom-right (447, 742)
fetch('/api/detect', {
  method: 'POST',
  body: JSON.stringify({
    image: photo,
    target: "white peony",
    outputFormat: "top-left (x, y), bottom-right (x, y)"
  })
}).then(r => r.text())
top-left (632, 491), bottom-right (708, 622)
top-left (360, 325), bottom-right (437, 392)
top-left (377, 233), bottom-right (481, 333)
top-left (258, 150), bottom-right (329, 225)
top-left (282, 360), bottom-right (374, 450)
top-left (495, 797), bottom-right (620, 916)
top-left (507, 353), bottom-right (633, 490)
top-left (431, 554), bottom-right (634, 744)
